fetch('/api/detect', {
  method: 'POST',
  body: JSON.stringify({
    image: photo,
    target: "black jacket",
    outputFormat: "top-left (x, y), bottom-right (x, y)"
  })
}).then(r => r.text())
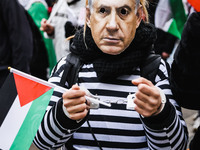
top-left (0, 0), bottom-right (33, 87)
top-left (171, 12), bottom-right (200, 110)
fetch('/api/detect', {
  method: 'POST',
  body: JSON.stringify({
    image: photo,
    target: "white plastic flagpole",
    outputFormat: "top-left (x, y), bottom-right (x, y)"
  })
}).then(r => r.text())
top-left (9, 67), bottom-right (67, 93)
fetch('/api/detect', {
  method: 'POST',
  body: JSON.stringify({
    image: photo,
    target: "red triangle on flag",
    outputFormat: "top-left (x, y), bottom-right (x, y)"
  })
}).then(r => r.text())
top-left (188, 0), bottom-right (200, 12)
top-left (13, 73), bottom-right (52, 107)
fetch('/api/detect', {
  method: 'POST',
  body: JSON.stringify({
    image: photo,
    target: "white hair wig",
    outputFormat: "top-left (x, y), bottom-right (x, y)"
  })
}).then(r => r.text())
top-left (87, 0), bottom-right (140, 13)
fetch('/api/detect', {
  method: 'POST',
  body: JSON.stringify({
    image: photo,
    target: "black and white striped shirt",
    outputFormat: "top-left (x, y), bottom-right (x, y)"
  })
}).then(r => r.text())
top-left (34, 57), bottom-right (188, 150)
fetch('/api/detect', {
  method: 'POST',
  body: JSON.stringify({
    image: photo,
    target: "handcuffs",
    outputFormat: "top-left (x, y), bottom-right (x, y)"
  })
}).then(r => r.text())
top-left (71, 87), bottom-right (166, 110)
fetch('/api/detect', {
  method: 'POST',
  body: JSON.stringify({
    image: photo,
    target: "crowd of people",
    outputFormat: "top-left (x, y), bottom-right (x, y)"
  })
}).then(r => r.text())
top-left (0, 0), bottom-right (85, 86)
top-left (0, 0), bottom-right (200, 149)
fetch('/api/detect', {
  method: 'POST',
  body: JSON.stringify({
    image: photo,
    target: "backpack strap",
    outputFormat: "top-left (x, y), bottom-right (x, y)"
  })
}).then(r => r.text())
top-left (60, 53), bottom-right (83, 88)
top-left (140, 52), bottom-right (161, 84)
top-left (60, 53), bottom-right (82, 150)
top-left (61, 52), bottom-right (162, 87)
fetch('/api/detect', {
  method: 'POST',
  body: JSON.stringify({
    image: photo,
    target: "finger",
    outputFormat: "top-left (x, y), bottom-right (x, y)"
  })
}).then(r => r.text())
top-left (67, 102), bottom-right (87, 114)
top-left (63, 86), bottom-right (85, 99)
top-left (71, 84), bottom-right (80, 90)
top-left (135, 85), bottom-right (161, 107)
top-left (46, 24), bottom-right (53, 28)
top-left (134, 98), bottom-right (156, 117)
top-left (41, 18), bottom-right (47, 24)
top-left (135, 89), bottom-right (149, 103)
top-left (63, 90), bottom-right (85, 99)
top-left (132, 77), bottom-right (154, 87)
top-left (137, 83), bottom-right (153, 96)
top-left (63, 96), bottom-right (86, 108)
top-left (133, 78), bottom-right (161, 101)
top-left (40, 27), bottom-right (44, 31)
top-left (134, 97), bottom-right (146, 110)
top-left (70, 109), bottom-right (88, 120)
top-left (134, 95), bottom-right (160, 116)
top-left (134, 105), bottom-right (152, 117)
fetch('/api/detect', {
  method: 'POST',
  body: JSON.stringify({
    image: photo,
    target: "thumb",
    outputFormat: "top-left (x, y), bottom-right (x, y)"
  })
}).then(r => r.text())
top-left (41, 18), bottom-right (47, 23)
top-left (132, 77), bottom-right (154, 87)
top-left (71, 84), bottom-right (80, 90)
top-left (40, 27), bottom-right (44, 31)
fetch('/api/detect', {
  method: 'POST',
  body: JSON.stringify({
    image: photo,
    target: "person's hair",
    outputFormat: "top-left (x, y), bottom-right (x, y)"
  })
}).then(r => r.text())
top-left (140, 0), bottom-right (149, 22)
top-left (87, 0), bottom-right (149, 21)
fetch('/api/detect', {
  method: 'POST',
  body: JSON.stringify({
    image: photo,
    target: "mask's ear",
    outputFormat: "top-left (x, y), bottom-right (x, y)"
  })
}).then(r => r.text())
top-left (86, 7), bottom-right (91, 28)
top-left (135, 5), bottom-right (143, 29)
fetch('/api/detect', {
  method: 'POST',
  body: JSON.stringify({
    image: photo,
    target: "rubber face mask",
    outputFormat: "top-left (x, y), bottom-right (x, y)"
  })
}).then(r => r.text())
top-left (87, 0), bottom-right (142, 55)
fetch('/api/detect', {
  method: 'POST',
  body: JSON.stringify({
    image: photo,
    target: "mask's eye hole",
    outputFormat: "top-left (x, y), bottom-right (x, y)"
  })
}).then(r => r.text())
top-left (100, 8), bottom-right (106, 14)
top-left (120, 8), bottom-right (128, 15)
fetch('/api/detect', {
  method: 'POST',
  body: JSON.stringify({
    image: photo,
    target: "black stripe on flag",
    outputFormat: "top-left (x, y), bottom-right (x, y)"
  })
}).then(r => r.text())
top-left (0, 73), bottom-right (17, 127)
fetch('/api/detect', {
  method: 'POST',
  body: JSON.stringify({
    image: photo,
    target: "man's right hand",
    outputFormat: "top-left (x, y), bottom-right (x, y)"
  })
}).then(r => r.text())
top-left (62, 85), bottom-right (90, 121)
top-left (40, 18), bottom-right (54, 35)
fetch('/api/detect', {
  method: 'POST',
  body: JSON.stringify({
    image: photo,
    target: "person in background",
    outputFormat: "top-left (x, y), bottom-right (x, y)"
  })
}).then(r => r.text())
top-left (34, 0), bottom-right (188, 149)
top-left (40, 0), bottom-right (85, 61)
top-left (19, 0), bottom-right (57, 77)
top-left (170, 10), bottom-right (200, 150)
top-left (45, 0), bottom-right (57, 14)
top-left (0, 0), bottom-right (33, 88)
top-left (153, 0), bottom-right (193, 62)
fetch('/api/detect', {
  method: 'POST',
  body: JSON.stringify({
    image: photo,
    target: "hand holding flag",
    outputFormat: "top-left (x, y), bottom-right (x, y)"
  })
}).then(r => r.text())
top-left (0, 68), bottom-right (56, 150)
top-left (0, 67), bottom-right (110, 150)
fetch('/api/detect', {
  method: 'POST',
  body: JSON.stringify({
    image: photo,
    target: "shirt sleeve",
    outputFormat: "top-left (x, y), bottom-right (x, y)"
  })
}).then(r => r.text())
top-left (141, 59), bottom-right (188, 149)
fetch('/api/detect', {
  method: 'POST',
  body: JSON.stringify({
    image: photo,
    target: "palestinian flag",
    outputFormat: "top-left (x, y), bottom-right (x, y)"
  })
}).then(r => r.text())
top-left (155, 0), bottom-right (189, 39)
top-left (0, 68), bottom-right (66, 150)
top-left (188, 0), bottom-right (200, 12)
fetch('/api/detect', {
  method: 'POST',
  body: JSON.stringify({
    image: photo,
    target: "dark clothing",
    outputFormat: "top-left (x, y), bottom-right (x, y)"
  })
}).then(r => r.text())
top-left (147, 0), bottom-right (178, 57)
top-left (147, 0), bottom-right (159, 24)
top-left (170, 12), bottom-right (200, 150)
top-left (24, 10), bottom-right (49, 80)
top-left (171, 12), bottom-right (200, 110)
top-left (71, 22), bottom-right (156, 81)
top-left (190, 126), bottom-right (200, 150)
top-left (154, 28), bottom-right (178, 55)
top-left (0, 0), bottom-right (33, 88)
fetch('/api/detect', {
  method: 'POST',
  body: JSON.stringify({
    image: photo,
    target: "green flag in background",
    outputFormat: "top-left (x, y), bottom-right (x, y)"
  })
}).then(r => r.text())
top-left (155, 0), bottom-right (189, 39)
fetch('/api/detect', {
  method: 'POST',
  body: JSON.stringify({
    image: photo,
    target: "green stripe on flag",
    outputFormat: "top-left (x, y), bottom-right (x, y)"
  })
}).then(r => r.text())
top-left (168, 20), bottom-right (181, 39)
top-left (170, 0), bottom-right (187, 39)
top-left (10, 88), bottom-right (54, 150)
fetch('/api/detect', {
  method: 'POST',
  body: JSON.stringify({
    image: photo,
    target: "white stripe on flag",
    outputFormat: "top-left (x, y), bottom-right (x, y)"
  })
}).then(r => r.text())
top-left (0, 96), bottom-right (31, 149)
top-left (163, 19), bottom-right (173, 32)
top-left (155, 0), bottom-right (171, 30)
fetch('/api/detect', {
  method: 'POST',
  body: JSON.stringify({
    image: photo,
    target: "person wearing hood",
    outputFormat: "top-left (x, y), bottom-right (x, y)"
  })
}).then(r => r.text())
top-left (33, 0), bottom-right (188, 149)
